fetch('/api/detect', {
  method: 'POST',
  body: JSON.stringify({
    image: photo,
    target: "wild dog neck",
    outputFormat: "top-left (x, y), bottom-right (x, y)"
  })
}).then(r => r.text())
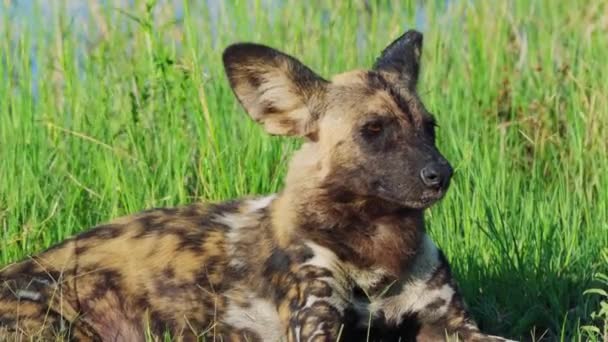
top-left (223, 36), bottom-right (451, 277)
top-left (271, 143), bottom-right (425, 277)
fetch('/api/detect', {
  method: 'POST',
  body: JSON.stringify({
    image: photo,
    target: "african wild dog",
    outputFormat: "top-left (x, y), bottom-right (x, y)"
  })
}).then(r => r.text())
top-left (0, 30), bottom-right (515, 341)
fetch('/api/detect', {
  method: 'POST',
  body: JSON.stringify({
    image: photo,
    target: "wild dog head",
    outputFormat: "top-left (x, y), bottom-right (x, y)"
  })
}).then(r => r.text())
top-left (223, 31), bottom-right (452, 210)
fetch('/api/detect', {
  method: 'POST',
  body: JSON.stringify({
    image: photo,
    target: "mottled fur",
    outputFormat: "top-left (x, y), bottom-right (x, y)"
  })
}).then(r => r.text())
top-left (1, 31), bottom-right (515, 341)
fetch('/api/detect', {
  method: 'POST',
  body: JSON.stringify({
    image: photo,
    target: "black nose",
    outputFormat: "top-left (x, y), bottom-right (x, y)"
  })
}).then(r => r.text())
top-left (420, 162), bottom-right (453, 189)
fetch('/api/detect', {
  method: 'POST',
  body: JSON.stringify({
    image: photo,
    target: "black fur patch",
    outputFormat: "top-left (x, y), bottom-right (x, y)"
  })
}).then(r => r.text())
top-left (77, 224), bottom-right (123, 240)
top-left (263, 248), bottom-right (292, 277)
top-left (366, 71), bottom-right (414, 123)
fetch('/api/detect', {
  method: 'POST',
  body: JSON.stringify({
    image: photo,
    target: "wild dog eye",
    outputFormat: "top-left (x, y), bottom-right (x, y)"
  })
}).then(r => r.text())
top-left (367, 122), bottom-right (383, 133)
top-left (361, 119), bottom-right (385, 138)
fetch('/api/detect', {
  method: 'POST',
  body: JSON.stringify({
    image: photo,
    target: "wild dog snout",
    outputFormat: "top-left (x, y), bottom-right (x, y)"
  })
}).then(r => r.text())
top-left (420, 161), bottom-right (453, 190)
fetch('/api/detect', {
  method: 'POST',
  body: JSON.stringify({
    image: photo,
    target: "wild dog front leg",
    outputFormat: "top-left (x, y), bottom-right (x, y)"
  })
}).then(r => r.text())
top-left (278, 264), bottom-right (350, 342)
top-left (408, 251), bottom-right (516, 342)
top-left (286, 298), bottom-right (344, 341)
top-left (375, 235), bottom-right (516, 342)
top-left (415, 256), bottom-right (508, 342)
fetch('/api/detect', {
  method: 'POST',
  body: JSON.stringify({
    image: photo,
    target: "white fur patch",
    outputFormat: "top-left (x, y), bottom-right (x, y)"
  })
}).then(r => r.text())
top-left (216, 196), bottom-right (276, 269)
top-left (303, 241), bottom-right (350, 301)
top-left (16, 289), bottom-right (41, 301)
top-left (223, 297), bottom-right (282, 341)
top-left (246, 195), bottom-right (277, 212)
top-left (380, 282), bottom-right (454, 324)
top-left (213, 195), bottom-right (275, 229)
top-left (349, 267), bottom-right (390, 295)
top-left (219, 212), bottom-right (257, 269)
top-left (212, 212), bottom-right (257, 230)
top-left (369, 234), bottom-right (449, 324)
top-left (303, 241), bottom-right (339, 270)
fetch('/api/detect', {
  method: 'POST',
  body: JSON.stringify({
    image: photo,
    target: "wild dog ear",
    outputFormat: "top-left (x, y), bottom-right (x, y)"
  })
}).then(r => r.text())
top-left (373, 30), bottom-right (423, 89)
top-left (223, 43), bottom-right (327, 139)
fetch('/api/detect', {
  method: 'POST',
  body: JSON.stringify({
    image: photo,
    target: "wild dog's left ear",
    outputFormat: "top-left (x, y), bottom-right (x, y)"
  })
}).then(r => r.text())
top-left (373, 30), bottom-right (423, 89)
top-left (223, 43), bottom-right (328, 139)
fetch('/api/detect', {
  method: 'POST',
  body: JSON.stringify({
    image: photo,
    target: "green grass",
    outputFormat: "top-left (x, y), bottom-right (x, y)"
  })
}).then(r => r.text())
top-left (1, 0), bottom-right (607, 340)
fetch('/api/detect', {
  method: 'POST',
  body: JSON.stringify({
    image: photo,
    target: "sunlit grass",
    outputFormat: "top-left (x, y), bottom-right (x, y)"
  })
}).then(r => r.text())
top-left (1, 0), bottom-right (606, 340)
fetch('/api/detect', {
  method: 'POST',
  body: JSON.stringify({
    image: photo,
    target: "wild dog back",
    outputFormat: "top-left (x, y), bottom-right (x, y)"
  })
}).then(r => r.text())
top-left (0, 197), bottom-right (284, 340)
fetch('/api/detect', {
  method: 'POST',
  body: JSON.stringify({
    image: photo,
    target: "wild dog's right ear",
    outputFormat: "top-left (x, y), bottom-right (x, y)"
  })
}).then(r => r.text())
top-left (373, 30), bottom-right (423, 89)
top-left (223, 43), bottom-right (328, 139)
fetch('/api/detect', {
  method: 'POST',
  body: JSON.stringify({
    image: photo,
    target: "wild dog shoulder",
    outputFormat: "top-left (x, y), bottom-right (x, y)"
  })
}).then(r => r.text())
top-left (258, 239), bottom-right (354, 341)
